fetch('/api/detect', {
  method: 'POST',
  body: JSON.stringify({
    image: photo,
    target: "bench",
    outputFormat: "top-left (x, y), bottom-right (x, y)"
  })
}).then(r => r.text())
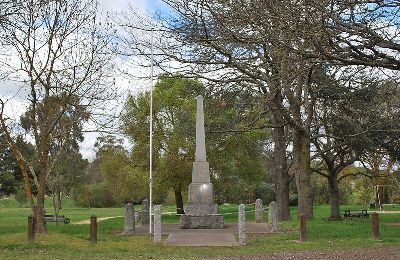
top-left (343, 209), bottom-right (369, 219)
top-left (44, 214), bottom-right (70, 225)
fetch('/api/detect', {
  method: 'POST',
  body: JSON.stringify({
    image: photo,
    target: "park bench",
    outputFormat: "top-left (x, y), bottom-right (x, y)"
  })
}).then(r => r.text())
top-left (343, 209), bottom-right (369, 219)
top-left (44, 214), bottom-right (70, 225)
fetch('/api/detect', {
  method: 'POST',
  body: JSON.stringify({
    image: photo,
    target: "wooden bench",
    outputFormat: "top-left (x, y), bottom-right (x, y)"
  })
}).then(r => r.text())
top-left (44, 214), bottom-right (70, 225)
top-left (343, 209), bottom-right (369, 219)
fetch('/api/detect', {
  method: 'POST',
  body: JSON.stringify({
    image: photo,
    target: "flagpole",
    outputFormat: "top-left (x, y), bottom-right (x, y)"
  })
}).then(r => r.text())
top-left (149, 28), bottom-right (154, 235)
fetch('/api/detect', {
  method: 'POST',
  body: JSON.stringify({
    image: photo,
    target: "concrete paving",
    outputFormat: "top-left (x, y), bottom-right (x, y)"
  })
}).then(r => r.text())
top-left (134, 222), bottom-right (269, 234)
top-left (165, 232), bottom-right (239, 246)
top-left (135, 222), bottom-right (270, 246)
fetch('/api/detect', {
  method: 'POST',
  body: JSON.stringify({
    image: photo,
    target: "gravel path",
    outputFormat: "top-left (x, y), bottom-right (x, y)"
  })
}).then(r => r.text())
top-left (72, 216), bottom-right (122, 225)
top-left (218, 247), bottom-right (400, 259)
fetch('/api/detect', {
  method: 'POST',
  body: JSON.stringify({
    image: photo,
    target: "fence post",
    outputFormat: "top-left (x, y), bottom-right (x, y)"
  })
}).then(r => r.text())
top-left (28, 215), bottom-right (35, 243)
top-left (154, 205), bottom-right (162, 243)
top-left (300, 214), bottom-right (307, 242)
top-left (371, 212), bottom-right (379, 240)
top-left (90, 215), bottom-right (97, 244)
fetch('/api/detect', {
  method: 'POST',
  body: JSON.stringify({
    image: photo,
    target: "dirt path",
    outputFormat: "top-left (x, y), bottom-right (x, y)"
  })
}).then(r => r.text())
top-left (218, 247), bottom-right (400, 259)
top-left (72, 216), bottom-right (122, 225)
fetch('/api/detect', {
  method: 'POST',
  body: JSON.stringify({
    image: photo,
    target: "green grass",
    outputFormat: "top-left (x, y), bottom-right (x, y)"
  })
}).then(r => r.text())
top-left (1, 199), bottom-right (400, 259)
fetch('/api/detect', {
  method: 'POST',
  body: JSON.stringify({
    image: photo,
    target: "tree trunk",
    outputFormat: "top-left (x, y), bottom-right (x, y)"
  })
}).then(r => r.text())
top-left (375, 185), bottom-right (383, 210)
top-left (53, 190), bottom-right (62, 214)
top-left (35, 169), bottom-right (47, 233)
top-left (293, 130), bottom-right (313, 219)
top-left (328, 175), bottom-right (341, 219)
top-left (274, 126), bottom-right (291, 221)
top-left (174, 189), bottom-right (185, 214)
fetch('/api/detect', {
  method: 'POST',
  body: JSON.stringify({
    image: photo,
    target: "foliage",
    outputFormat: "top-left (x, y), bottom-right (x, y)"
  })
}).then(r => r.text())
top-left (14, 186), bottom-right (27, 208)
top-left (74, 183), bottom-right (116, 208)
top-left (0, 134), bottom-right (38, 196)
top-left (100, 147), bottom-right (148, 204)
top-left (122, 74), bottom-right (270, 208)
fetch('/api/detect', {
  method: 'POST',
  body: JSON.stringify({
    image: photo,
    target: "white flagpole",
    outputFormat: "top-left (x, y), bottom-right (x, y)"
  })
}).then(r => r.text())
top-left (149, 28), bottom-right (154, 234)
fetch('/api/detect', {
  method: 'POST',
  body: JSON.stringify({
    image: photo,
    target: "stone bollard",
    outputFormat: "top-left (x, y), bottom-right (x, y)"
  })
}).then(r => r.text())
top-left (90, 215), bottom-right (97, 244)
top-left (267, 201), bottom-right (279, 232)
top-left (255, 199), bottom-right (263, 223)
top-left (371, 212), bottom-right (379, 240)
top-left (238, 203), bottom-right (246, 245)
top-left (122, 202), bottom-right (135, 235)
top-left (28, 215), bottom-right (35, 243)
top-left (141, 199), bottom-right (149, 225)
top-left (154, 205), bottom-right (162, 243)
top-left (300, 214), bottom-right (307, 242)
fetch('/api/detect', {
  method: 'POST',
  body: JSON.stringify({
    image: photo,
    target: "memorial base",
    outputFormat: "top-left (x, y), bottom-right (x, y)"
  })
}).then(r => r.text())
top-left (180, 214), bottom-right (224, 229)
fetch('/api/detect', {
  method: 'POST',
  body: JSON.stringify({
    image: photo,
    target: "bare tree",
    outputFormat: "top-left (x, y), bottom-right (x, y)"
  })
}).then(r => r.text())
top-left (0, 0), bottom-right (116, 233)
top-left (151, 0), bottom-right (317, 218)
top-left (277, 1), bottom-right (400, 70)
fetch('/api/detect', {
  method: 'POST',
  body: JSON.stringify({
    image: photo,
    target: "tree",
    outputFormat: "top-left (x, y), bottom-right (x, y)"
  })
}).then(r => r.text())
top-left (132, 0), bottom-right (318, 218)
top-left (122, 75), bottom-right (202, 213)
top-left (15, 185), bottom-right (28, 207)
top-left (48, 147), bottom-right (88, 213)
top-left (295, 1), bottom-right (400, 70)
top-left (0, 134), bottom-right (22, 196)
top-left (0, 0), bottom-right (115, 233)
top-left (0, 133), bottom-right (37, 196)
top-left (122, 74), bottom-right (269, 213)
top-left (311, 71), bottom-right (400, 218)
top-left (96, 135), bottom-right (148, 204)
top-left (20, 93), bottom-right (90, 213)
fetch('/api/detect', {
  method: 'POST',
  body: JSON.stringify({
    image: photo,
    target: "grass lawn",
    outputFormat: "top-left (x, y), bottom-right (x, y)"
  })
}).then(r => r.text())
top-left (1, 198), bottom-right (400, 259)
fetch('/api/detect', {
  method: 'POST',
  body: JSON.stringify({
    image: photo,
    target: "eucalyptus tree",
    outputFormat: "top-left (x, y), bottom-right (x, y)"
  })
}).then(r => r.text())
top-left (0, 0), bottom-right (116, 232)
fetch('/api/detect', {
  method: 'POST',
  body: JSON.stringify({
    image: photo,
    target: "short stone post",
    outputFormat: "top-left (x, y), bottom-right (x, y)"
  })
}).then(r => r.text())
top-left (254, 199), bottom-right (263, 223)
top-left (267, 201), bottom-right (279, 232)
top-left (90, 215), bottom-right (97, 244)
top-left (371, 212), bottom-right (379, 240)
top-left (122, 202), bottom-right (135, 235)
top-left (238, 203), bottom-right (246, 245)
top-left (300, 214), bottom-right (307, 242)
top-left (141, 199), bottom-right (149, 225)
top-left (28, 215), bottom-right (35, 243)
top-left (154, 205), bottom-right (162, 243)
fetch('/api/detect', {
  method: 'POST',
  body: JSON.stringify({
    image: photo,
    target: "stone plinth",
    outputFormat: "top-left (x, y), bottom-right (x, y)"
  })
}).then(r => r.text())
top-left (187, 182), bottom-right (214, 205)
top-left (180, 214), bottom-right (224, 229)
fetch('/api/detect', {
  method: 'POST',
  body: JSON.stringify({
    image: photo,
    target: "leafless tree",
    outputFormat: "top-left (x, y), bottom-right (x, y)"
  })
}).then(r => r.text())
top-left (278, 1), bottom-right (400, 70)
top-left (0, 0), bottom-right (116, 233)
top-left (117, 0), bottom-right (321, 219)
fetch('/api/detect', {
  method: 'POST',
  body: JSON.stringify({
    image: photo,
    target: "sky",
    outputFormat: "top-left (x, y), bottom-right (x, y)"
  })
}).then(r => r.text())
top-left (0, 0), bottom-right (171, 160)
top-left (80, 0), bottom-right (171, 160)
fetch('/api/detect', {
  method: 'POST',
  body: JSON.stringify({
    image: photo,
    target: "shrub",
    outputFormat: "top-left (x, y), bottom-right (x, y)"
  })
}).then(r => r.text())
top-left (74, 183), bottom-right (116, 207)
top-left (15, 187), bottom-right (27, 207)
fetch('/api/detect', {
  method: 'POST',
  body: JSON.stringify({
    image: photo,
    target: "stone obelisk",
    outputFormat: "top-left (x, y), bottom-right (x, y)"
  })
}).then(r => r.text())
top-left (180, 95), bottom-right (224, 229)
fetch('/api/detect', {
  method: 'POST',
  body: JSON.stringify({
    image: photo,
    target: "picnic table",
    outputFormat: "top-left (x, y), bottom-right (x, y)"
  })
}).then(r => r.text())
top-left (343, 209), bottom-right (369, 219)
top-left (44, 214), bottom-right (70, 226)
